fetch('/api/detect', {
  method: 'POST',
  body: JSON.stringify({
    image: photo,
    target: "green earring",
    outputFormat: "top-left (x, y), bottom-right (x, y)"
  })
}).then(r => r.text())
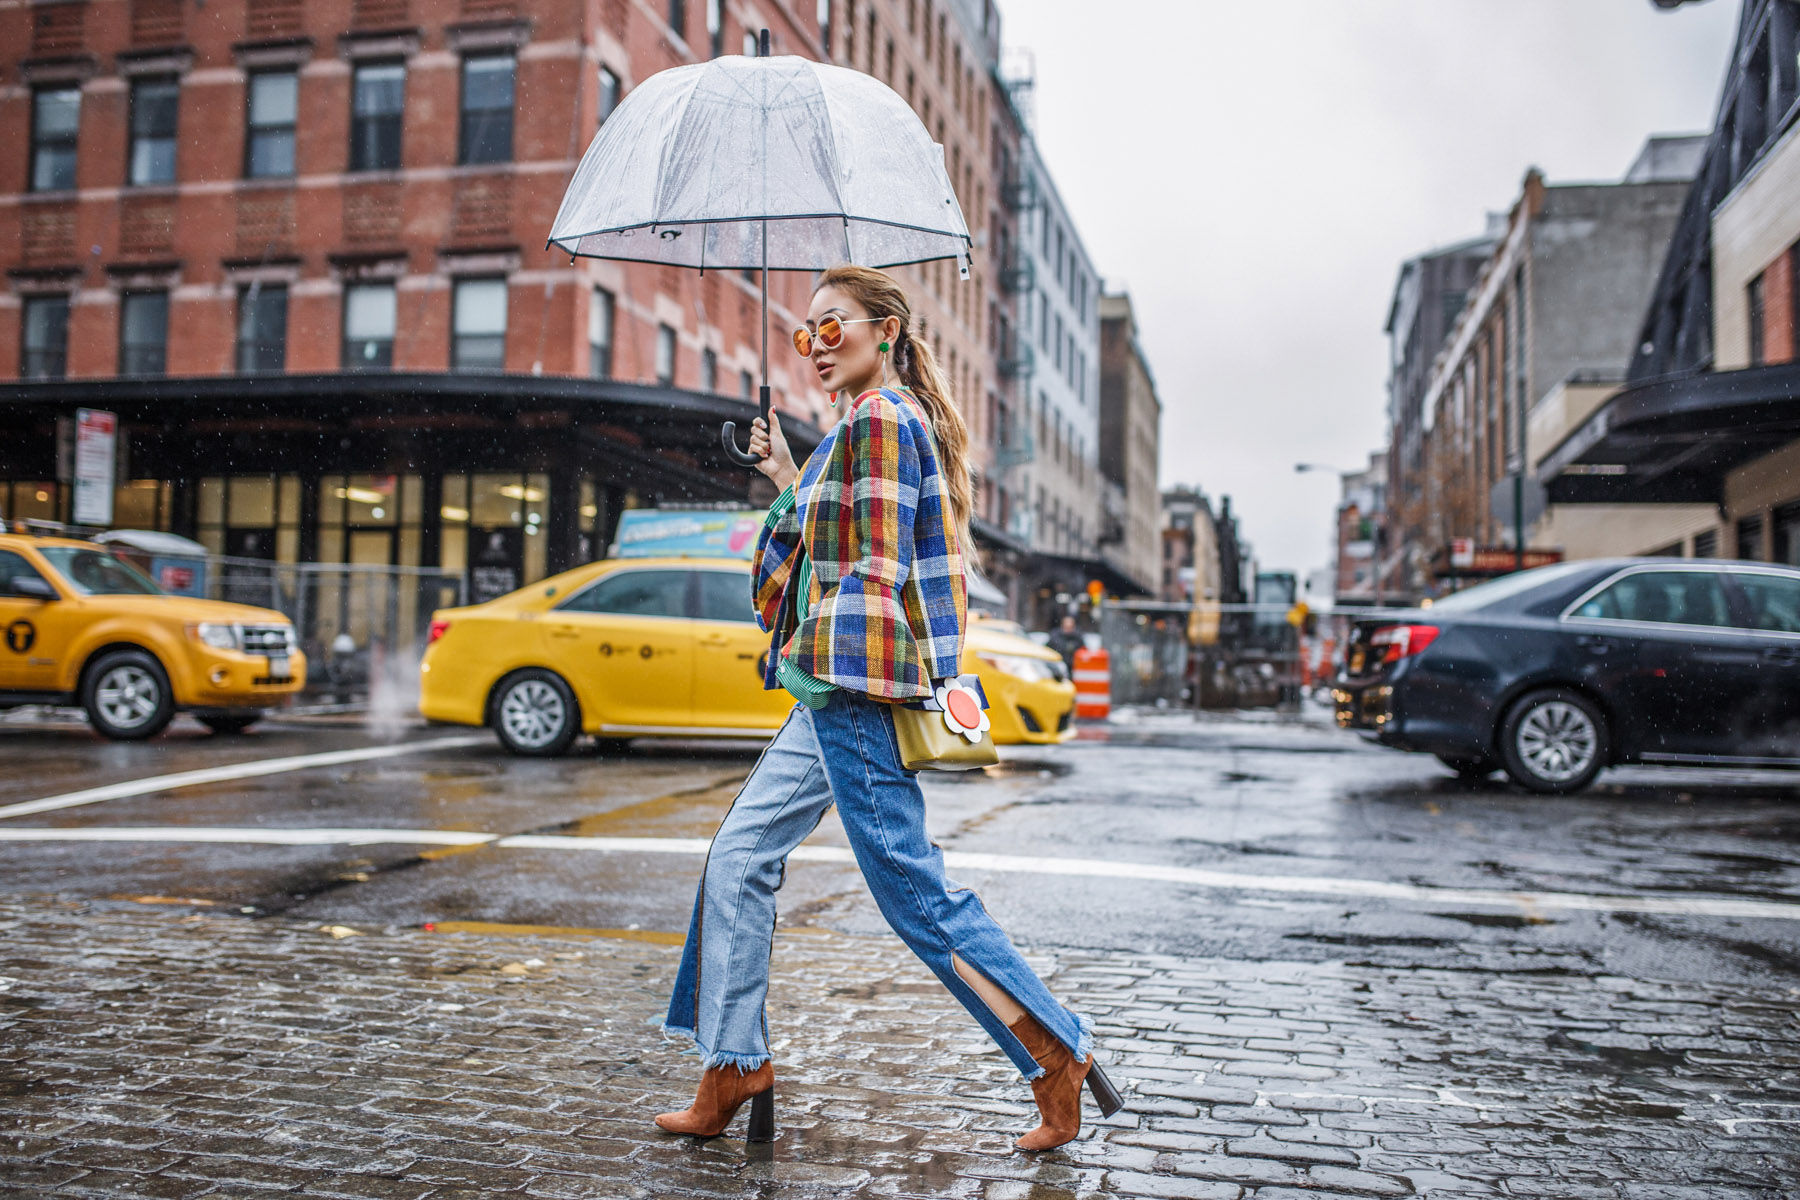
top-left (878, 341), bottom-right (891, 353)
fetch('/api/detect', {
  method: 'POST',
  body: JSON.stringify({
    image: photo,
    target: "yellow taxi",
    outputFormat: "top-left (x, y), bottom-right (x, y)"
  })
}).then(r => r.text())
top-left (0, 530), bottom-right (306, 739)
top-left (419, 555), bottom-right (1076, 756)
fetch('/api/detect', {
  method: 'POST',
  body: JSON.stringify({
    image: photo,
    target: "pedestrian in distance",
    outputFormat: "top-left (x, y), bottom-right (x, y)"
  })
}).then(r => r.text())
top-left (1047, 614), bottom-right (1084, 676)
top-left (655, 264), bottom-right (1122, 1151)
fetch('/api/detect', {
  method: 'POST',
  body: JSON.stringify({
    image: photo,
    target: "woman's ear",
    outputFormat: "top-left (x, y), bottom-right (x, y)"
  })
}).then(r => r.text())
top-left (883, 315), bottom-right (902, 346)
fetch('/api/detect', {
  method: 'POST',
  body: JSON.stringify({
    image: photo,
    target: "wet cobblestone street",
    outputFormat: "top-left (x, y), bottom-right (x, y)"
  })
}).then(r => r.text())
top-left (5, 893), bottom-right (1799, 1199)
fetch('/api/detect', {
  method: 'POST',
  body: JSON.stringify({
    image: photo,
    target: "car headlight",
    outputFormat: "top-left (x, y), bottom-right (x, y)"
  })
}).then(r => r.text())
top-left (192, 622), bottom-right (241, 651)
top-left (977, 652), bottom-right (1057, 683)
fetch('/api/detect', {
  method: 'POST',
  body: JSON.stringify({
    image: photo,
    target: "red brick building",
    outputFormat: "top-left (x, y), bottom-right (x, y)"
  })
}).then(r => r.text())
top-left (0, 0), bottom-right (872, 596)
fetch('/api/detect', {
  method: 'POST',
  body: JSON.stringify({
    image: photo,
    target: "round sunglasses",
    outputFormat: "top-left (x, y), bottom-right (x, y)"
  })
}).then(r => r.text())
top-left (792, 315), bottom-right (884, 358)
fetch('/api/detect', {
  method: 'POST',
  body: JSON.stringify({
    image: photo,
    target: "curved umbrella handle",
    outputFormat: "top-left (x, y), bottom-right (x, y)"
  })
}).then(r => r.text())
top-left (720, 421), bottom-right (763, 466)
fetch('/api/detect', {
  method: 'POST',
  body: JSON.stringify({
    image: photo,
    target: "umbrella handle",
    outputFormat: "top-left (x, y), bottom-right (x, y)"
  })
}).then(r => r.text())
top-left (720, 421), bottom-right (763, 466)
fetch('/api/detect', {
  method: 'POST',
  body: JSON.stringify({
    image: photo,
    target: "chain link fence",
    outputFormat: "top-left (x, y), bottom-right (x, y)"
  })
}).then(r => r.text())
top-left (1100, 600), bottom-right (1303, 710)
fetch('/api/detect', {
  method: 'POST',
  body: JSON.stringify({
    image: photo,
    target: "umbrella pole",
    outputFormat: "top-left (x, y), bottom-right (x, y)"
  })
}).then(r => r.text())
top-left (720, 29), bottom-right (775, 468)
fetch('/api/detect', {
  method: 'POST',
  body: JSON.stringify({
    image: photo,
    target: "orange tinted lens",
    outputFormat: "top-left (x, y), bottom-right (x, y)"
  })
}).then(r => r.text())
top-left (792, 327), bottom-right (813, 357)
top-left (816, 315), bottom-right (844, 347)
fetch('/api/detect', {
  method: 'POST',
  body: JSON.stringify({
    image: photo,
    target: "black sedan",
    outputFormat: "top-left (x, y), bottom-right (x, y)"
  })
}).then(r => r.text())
top-left (1334, 558), bottom-right (1800, 793)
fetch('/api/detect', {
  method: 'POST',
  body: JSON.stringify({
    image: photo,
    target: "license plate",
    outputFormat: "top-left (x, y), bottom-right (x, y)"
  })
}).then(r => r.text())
top-left (267, 655), bottom-right (289, 678)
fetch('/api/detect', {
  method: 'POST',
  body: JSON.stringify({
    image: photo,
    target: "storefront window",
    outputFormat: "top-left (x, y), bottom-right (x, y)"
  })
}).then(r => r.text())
top-left (1, 481), bottom-right (59, 523)
top-left (196, 474), bottom-right (302, 562)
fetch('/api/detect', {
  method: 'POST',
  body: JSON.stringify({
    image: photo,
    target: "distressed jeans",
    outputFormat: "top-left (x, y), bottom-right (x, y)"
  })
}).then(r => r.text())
top-left (664, 691), bottom-right (1092, 1080)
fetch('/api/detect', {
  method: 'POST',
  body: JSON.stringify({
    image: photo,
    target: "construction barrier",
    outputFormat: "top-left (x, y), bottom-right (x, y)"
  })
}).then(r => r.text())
top-left (1073, 646), bottom-right (1111, 720)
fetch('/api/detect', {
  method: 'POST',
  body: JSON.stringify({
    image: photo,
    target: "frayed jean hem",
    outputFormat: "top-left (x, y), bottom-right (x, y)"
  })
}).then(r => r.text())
top-left (657, 1020), bottom-right (770, 1074)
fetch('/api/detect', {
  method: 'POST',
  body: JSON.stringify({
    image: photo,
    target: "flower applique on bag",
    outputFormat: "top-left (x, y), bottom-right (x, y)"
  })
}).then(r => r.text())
top-left (892, 673), bottom-right (998, 771)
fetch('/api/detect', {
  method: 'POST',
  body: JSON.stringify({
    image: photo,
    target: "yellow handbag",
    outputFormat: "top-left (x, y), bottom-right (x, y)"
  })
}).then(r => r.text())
top-left (891, 674), bottom-right (999, 771)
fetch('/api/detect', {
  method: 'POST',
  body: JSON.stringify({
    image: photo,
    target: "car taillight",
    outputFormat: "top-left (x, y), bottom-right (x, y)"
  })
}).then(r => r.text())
top-left (428, 619), bottom-right (451, 645)
top-left (1368, 624), bottom-right (1439, 663)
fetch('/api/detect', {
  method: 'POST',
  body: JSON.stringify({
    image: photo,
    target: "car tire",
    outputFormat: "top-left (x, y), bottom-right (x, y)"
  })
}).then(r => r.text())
top-left (199, 713), bottom-right (263, 735)
top-left (1497, 688), bottom-right (1608, 794)
top-left (82, 648), bottom-right (176, 741)
top-left (1435, 753), bottom-right (1498, 779)
top-left (491, 669), bottom-right (580, 757)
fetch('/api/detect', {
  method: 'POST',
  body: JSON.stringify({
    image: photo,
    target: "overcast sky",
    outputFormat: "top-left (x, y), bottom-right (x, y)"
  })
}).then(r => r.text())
top-left (999, 0), bottom-right (1742, 582)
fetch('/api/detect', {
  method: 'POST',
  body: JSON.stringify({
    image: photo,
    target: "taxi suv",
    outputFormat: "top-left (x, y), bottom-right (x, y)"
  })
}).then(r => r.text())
top-left (0, 530), bottom-right (305, 739)
top-left (419, 555), bottom-right (1075, 756)
top-left (1335, 559), bottom-right (1800, 793)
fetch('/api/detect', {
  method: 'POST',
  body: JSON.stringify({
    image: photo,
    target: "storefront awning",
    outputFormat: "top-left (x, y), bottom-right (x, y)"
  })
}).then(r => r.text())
top-left (1540, 362), bottom-right (1800, 504)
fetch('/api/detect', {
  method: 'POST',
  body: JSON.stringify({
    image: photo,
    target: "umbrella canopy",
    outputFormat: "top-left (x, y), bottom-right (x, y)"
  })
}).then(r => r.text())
top-left (548, 53), bottom-right (971, 274)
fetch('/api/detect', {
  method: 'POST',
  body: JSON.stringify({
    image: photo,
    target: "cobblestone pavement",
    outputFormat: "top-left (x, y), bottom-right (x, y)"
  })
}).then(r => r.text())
top-left (4, 895), bottom-right (1799, 1199)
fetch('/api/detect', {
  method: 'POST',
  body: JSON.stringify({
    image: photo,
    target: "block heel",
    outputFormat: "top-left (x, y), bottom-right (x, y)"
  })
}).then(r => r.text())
top-left (1084, 1062), bottom-right (1124, 1117)
top-left (745, 1086), bottom-right (776, 1142)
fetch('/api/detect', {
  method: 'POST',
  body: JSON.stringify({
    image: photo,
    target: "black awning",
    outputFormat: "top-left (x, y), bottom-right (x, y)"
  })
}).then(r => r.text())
top-left (1541, 362), bottom-right (1800, 504)
top-left (0, 371), bottom-right (825, 478)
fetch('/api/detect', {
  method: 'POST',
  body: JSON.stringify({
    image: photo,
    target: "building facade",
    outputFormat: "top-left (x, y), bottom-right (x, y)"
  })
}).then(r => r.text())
top-left (1385, 136), bottom-right (1703, 599)
top-left (0, 0), bottom-right (850, 602)
top-left (1382, 232), bottom-right (1495, 598)
top-left (1332, 451), bottom-right (1386, 606)
top-left (1544, 0), bottom-right (1800, 565)
top-left (1159, 485), bottom-right (1220, 606)
top-left (1097, 291), bottom-right (1161, 595)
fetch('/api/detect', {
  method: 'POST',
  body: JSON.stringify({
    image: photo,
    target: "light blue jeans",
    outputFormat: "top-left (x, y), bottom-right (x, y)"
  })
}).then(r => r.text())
top-left (664, 691), bottom-right (1092, 1080)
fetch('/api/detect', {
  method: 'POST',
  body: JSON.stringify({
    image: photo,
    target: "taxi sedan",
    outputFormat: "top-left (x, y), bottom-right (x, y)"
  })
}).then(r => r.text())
top-left (419, 556), bottom-right (1077, 755)
top-left (0, 531), bottom-right (305, 739)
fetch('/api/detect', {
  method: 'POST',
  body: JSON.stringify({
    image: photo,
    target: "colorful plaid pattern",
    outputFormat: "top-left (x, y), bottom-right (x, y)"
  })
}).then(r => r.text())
top-left (752, 386), bottom-right (967, 700)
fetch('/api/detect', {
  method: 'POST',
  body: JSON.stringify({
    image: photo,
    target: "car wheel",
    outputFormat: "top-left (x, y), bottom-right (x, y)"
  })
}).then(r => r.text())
top-left (492, 670), bottom-right (580, 757)
top-left (1498, 688), bottom-right (1608, 794)
top-left (1435, 753), bottom-right (1497, 779)
top-left (82, 649), bottom-right (176, 741)
top-left (199, 713), bottom-right (263, 735)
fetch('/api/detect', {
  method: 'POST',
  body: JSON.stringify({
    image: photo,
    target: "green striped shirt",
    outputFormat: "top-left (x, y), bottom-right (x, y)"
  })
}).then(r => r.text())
top-left (765, 482), bottom-right (837, 710)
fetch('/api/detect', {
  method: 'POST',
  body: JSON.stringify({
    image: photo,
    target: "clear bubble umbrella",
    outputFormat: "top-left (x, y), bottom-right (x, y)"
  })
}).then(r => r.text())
top-left (547, 31), bottom-right (972, 465)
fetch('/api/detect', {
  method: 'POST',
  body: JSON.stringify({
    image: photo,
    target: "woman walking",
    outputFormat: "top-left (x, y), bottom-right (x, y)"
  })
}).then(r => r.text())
top-left (655, 265), bottom-right (1121, 1151)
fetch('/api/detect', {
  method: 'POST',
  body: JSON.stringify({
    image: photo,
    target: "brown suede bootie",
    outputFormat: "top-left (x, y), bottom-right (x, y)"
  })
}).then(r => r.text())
top-left (1008, 1014), bottom-right (1092, 1151)
top-left (653, 1061), bottom-right (776, 1141)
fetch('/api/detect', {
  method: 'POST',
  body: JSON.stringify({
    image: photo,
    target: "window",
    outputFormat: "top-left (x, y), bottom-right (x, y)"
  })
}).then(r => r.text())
top-left (818, 0), bottom-right (832, 52)
top-left (701, 347), bottom-right (718, 393)
top-left (452, 278), bottom-right (507, 372)
top-left (119, 291), bottom-right (169, 377)
top-left (236, 284), bottom-right (288, 374)
top-left (459, 54), bottom-right (514, 165)
top-left (1692, 529), bottom-right (1719, 559)
top-left (560, 568), bottom-right (688, 617)
top-left (245, 71), bottom-right (297, 178)
top-left (38, 548), bottom-right (161, 596)
top-left (598, 66), bottom-right (621, 124)
top-left (128, 78), bottom-right (178, 186)
top-left (740, 369), bottom-right (753, 400)
top-left (705, 0), bottom-right (723, 57)
top-left (1734, 573), bottom-right (1800, 635)
top-left (342, 282), bottom-right (396, 372)
top-left (696, 570), bottom-right (754, 623)
top-left (668, 0), bottom-right (686, 41)
top-left (589, 287), bottom-right (614, 379)
top-left (30, 86), bottom-right (80, 192)
top-left (350, 62), bottom-right (404, 172)
top-left (1739, 514), bottom-right (1766, 561)
top-left (656, 323), bottom-right (676, 386)
top-left (1749, 273), bottom-right (1767, 366)
top-left (1569, 570), bottom-right (1734, 628)
top-left (0, 551), bottom-right (53, 599)
top-left (21, 296), bottom-right (71, 380)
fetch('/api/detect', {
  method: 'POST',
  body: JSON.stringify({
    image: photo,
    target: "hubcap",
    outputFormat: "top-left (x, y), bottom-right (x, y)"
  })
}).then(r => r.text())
top-left (501, 679), bottom-right (566, 748)
top-left (1516, 700), bottom-right (1597, 782)
top-left (96, 665), bottom-right (161, 729)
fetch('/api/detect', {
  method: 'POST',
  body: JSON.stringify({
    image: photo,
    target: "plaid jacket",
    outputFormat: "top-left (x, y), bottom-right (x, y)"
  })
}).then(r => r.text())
top-left (752, 386), bottom-right (967, 700)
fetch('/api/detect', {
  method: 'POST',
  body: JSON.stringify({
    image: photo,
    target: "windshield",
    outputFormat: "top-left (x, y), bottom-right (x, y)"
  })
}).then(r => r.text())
top-left (38, 548), bottom-right (165, 596)
top-left (1425, 561), bottom-right (1593, 613)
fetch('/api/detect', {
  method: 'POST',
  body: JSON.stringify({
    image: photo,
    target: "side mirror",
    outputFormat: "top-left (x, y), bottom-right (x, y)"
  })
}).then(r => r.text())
top-left (9, 575), bottom-right (56, 601)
